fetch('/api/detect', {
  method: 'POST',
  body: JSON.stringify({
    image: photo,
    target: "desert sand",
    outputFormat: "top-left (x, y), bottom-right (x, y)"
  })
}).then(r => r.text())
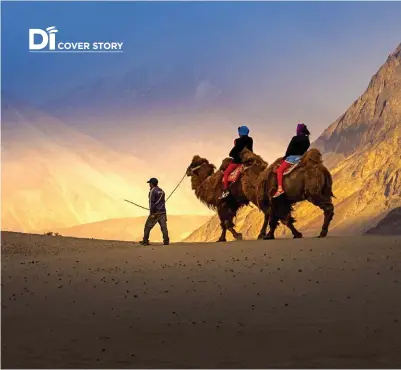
top-left (2, 231), bottom-right (401, 368)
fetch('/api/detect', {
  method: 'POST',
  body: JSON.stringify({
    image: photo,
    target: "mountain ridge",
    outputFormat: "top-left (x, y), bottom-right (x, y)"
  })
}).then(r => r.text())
top-left (41, 64), bottom-right (235, 121)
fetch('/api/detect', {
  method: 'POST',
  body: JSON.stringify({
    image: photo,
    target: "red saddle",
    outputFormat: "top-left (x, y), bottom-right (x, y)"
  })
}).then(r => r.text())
top-left (222, 165), bottom-right (244, 183)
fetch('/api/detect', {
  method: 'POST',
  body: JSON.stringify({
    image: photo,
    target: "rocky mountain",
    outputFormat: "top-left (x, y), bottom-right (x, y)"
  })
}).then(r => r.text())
top-left (49, 215), bottom-right (211, 243)
top-left (185, 42), bottom-right (401, 242)
top-left (42, 63), bottom-right (234, 121)
top-left (366, 207), bottom-right (401, 235)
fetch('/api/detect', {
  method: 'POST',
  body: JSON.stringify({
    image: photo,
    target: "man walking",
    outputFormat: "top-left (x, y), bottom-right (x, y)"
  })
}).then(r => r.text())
top-left (139, 178), bottom-right (170, 246)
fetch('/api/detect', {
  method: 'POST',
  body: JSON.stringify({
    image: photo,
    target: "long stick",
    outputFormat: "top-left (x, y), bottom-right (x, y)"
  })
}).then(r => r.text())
top-left (124, 199), bottom-right (149, 210)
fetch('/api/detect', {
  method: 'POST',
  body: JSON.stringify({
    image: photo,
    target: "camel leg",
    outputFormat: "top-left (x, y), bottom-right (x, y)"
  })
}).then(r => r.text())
top-left (218, 222), bottom-right (227, 242)
top-left (218, 206), bottom-right (242, 241)
top-left (309, 197), bottom-right (334, 238)
top-left (216, 208), bottom-right (228, 242)
top-left (218, 214), bottom-right (227, 242)
top-left (319, 200), bottom-right (334, 238)
top-left (225, 217), bottom-right (243, 241)
top-left (218, 207), bottom-right (242, 242)
top-left (258, 210), bottom-right (270, 240)
top-left (281, 215), bottom-right (303, 239)
top-left (229, 227), bottom-right (243, 240)
top-left (264, 214), bottom-right (279, 240)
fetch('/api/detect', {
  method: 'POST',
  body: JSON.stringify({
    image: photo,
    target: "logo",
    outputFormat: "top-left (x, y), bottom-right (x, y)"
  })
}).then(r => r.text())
top-left (28, 26), bottom-right (124, 53)
top-left (29, 26), bottom-right (58, 50)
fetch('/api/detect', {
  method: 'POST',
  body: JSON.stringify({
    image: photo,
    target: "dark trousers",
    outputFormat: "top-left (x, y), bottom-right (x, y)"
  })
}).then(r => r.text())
top-left (143, 213), bottom-right (169, 243)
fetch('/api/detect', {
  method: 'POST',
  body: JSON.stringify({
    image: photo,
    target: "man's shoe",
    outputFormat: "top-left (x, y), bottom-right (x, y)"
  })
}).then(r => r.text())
top-left (139, 240), bottom-right (150, 246)
top-left (163, 241), bottom-right (170, 246)
top-left (218, 190), bottom-right (230, 200)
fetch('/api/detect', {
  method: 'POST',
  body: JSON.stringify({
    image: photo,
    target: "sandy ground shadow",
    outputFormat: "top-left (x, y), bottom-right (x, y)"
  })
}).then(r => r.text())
top-left (2, 232), bottom-right (401, 368)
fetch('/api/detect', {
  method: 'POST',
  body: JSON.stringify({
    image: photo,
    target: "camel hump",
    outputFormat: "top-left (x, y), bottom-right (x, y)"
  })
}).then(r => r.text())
top-left (219, 158), bottom-right (233, 171)
top-left (299, 148), bottom-right (323, 166)
top-left (240, 148), bottom-right (269, 168)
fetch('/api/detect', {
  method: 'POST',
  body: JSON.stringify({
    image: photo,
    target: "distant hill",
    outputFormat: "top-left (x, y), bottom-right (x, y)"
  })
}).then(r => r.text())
top-left (366, 207), bottom-right (401, 235)
top-left (1, 96), bottom-right (213, 233)
top-left (41, 64), bottom-right (232, 120)
top-left (1, 96), bottom-right (149, 232)
top-left (49, 215), bottom-right (211, 242)
top-left (186, 42), bottom-right (401, 242)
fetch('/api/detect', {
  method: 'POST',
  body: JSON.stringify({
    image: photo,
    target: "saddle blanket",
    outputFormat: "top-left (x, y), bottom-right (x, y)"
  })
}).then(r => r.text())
top-left (222, 165), bottom-right (244, 183)
top-left (273, 162), bottom-right (300, 176)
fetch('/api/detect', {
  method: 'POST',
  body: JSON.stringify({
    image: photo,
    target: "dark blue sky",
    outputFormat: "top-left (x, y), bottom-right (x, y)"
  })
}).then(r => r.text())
top-left (2, 1), bottom-right (401, 127)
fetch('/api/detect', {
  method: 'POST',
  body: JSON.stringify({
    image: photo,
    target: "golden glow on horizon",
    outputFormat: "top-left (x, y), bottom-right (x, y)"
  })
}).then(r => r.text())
top-left (2, 110), bottom-right (287, 235)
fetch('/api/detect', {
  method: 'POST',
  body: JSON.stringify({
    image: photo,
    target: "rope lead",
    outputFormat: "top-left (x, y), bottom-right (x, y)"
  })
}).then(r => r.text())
top-left (125, 171), bottom-right (187, 210)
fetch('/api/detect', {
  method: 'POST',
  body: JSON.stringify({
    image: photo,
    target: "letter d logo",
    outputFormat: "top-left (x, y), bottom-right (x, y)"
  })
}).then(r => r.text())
top-left (29, 29), bottom-right (49, 50)
top-left (29, 26), bottom-right (58, 51)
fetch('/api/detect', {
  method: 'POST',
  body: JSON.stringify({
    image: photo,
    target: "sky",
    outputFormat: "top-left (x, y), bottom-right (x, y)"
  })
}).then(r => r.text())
top-left (3, 1), bottom-right (401, 106)
top-left (2, 1), bottom-right (401, 152)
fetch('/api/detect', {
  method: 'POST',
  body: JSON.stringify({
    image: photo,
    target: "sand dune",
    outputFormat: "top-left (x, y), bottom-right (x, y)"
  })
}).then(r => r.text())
top-left (50, 215), bottom-right (212, 242)
top-left (2, 231), bottom-right (401, 368)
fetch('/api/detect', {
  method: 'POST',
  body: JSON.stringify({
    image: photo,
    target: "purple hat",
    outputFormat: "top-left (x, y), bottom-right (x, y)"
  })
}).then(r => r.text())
top-left (297, 123), bottom-right (310, 136)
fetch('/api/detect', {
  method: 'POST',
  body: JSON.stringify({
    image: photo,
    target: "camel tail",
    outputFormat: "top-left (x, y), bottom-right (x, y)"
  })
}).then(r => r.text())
top-left (322, 168), bottom-right (334, 198)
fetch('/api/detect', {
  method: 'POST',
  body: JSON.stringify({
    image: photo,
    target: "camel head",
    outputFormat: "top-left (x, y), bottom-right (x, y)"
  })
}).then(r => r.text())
top-left (186, 155), bottom-right (216, 177)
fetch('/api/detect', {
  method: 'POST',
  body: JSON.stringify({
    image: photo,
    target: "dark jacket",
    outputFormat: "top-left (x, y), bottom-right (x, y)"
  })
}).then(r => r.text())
top-left (284, 135), bottom-right (310, 159)
top-left (229, 136), bottom-right (254, 164)
top-left (149, 186), bottom-right (166, 214)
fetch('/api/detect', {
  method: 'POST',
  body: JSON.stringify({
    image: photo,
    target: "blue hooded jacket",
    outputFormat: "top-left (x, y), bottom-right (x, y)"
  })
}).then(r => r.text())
top-left (149, 186), bottom-right (166, 214)
top-left (229, 126), bottom-right (253, 163)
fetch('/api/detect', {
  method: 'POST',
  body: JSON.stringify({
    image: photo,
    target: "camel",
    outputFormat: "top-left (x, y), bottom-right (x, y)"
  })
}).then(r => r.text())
top-left (187, 153), bottom-right (295, 241)
top-left (238, 149), bottom-right (303, 239)
top-left (187, 153), bottom-right (304, 241)
top-left (240, 148), bottom-right (335, 239)
top-left (186, 155), bottom-right (250, 242)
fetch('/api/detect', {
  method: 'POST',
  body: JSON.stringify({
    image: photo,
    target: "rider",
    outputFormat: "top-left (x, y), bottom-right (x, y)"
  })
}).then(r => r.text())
top-left (272, 123), bottom-right (310, 198)
top-left (220, 125), bottom-right (253, 199)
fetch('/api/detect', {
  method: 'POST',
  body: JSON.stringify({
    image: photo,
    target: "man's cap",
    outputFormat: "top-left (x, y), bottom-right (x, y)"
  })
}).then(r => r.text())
top-left (147, 178), bottom-right (158, 185)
